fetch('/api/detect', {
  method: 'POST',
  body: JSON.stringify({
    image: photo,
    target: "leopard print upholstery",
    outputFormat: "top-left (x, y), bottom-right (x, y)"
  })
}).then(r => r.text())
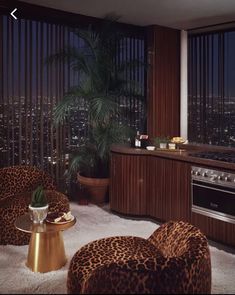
top-left (0, 166), bottom-right (70, 245)
top-left (0, 165), bottom-right (55, 202)
top-left (67, 221), bottom-right (211, 294)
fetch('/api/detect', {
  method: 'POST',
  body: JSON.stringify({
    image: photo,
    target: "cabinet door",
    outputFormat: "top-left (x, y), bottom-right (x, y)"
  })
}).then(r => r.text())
top-left (110, 153), bottom-right (147, 215)
top-left (147, 156), bottom-right (166, 220)
top-left (162, 159), bottom-right (191, 222)
top-left (148, 157), bottom-right (191, 222)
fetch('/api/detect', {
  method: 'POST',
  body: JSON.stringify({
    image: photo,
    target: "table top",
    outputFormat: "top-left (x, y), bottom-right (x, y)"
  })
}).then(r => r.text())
top-left (15, 213), bottom-right (76, 234)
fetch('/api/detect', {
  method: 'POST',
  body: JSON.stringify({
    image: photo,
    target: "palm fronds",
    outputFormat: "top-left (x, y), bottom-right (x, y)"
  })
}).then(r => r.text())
top-left (89, 95), bottom-right (119, 123)
top-left (48, 15), bottom-right (146, 178)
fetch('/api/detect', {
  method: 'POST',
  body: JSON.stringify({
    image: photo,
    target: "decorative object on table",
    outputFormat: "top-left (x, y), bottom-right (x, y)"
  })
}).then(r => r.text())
top-left (134, 133), bottom-right (149, 148)
top-left (140, 134), bottom-right (149, 148)
top-left (0, 165), bottom-right (70, 246)
top-left (153, 136), bottom-right (170, 149)
top-left (67, 220), bottom-right (211, 294)
top-left (28, 185), bottom-right (48, 224)
top-left (47, 16), bottom-right (146, 205)
top-left (146, 145), bottom-right (155, 151)
top-left (168, 143), bottom-right (176, 149)
top-left (171, 136), bottom-right (186, 144)
top-left (134, 130), bottom-right (141, 148)
top-left (170, 136), bottom-right (186, 150)
top-left (46, 211), bottom-right (74, 224)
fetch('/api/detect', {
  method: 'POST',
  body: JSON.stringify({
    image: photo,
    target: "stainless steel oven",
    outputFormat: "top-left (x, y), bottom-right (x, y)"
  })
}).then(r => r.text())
top-left (191, 166), bottom-right (235, 224)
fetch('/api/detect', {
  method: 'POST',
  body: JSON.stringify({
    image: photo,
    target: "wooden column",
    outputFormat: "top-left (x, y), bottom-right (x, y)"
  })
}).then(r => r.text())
top-left (147, 25), bottom-right (180, 138)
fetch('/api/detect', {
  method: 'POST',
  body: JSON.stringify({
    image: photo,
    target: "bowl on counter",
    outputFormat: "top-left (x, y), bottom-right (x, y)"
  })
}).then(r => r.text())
top-left (146, 146), bottom-right (156, 151)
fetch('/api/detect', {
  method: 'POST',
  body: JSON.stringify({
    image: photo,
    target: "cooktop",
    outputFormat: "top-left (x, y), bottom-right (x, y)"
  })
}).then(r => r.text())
top-left (190, 151), bottom-right (235, 163)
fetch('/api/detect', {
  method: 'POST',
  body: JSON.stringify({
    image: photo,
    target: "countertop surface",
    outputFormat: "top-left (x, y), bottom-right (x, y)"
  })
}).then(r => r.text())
top-left (111, 144), bottom-right (235, 171)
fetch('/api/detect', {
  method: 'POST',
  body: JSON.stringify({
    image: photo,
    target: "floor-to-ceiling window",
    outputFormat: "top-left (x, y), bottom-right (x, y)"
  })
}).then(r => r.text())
top-left (188, 27), bottom-right (235, 147)
top-left (0, 12), bottom-right (146, 191)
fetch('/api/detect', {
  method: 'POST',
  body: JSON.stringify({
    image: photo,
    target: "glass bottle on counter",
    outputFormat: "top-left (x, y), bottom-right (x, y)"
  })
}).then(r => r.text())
top-left (135, 131), bottom-right (141, 148)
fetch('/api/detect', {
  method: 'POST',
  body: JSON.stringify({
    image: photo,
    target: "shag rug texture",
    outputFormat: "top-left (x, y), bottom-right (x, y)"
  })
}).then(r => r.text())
top-left (0, 202), bottom-right (235, 294)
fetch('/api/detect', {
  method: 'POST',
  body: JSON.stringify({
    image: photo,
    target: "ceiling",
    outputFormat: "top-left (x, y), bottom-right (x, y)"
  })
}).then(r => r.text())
top-left (19, 0), bottom-right (235, 30)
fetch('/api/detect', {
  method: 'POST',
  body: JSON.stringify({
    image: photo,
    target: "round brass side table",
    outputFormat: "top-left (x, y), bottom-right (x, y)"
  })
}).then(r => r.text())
top-left (15, 214), bottom-right (76, 273)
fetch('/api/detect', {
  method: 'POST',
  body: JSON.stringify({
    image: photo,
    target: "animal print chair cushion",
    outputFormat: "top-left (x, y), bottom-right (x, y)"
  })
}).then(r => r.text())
top-left (0, 166), bottom-right (70, 245)
top-left (0, 165), bottom-right (55, 202)
top-left (67, 221), bottom-right (211, 294)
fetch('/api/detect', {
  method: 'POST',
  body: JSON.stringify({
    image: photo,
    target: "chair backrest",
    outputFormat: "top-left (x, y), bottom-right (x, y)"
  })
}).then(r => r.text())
top-left (148, 220), bottom-right (208, 257)
top-left (0, 165), bottom-right (55, 202)
top-left (148, 220), bottom-right (211, 294)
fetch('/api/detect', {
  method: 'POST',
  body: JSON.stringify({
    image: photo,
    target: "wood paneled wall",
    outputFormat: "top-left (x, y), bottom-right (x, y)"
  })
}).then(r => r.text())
top-left (147, 25), bottom-right (180, 138)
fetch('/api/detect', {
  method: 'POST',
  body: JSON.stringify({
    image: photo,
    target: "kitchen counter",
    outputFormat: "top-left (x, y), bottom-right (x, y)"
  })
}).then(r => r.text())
top-left (111, 144), bottom-right (235, 171)
top-left (110, 144), bottom-right (235, 247)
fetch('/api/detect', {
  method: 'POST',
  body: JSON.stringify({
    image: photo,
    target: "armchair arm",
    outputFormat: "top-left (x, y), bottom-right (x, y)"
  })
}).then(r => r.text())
top-left (82, 254), bottom-right (211, 294)
top-left (81, 258), bottom-right (160, 294)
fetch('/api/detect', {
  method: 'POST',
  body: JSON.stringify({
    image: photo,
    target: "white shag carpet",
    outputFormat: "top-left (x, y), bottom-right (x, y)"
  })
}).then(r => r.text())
top-left (0, 202), bottom-right (235, 294)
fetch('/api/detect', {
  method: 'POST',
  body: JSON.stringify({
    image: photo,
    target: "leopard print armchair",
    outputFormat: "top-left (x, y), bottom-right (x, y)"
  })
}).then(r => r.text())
top-left (0, 165), bottom-right (70, 245)
top-left (67, 220), bottom-right (211, 294)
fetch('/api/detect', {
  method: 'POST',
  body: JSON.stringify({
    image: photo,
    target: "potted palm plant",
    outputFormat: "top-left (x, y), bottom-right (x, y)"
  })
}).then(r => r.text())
top-left (48, 17), bottom-right (145, 204)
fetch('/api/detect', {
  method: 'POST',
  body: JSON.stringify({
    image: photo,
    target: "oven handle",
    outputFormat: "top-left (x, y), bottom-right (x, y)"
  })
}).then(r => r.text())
top-left (192, 183), bottom-right (235, 195)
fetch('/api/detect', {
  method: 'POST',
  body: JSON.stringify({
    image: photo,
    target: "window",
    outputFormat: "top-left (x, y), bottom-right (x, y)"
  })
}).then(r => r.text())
top-left (188, 28), bottom-right (235, 147)
top-left (0, 15), bottom-right (146, 187)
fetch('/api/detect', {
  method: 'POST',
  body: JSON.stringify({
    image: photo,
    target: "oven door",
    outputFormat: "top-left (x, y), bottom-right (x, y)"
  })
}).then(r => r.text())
top-left (192, 180), bottom-right (235, 224)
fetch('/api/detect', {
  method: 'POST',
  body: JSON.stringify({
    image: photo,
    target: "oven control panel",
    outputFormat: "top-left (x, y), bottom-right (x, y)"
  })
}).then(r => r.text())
top-left (191, 166), bottom-right (235, 187)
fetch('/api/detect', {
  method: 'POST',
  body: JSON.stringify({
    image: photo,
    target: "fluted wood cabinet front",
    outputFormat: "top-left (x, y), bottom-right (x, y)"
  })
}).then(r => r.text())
top-left (147, 157), bottom-right (191, 222)
top-left (110, 152), bottom-right (191, 222)
top-left (110, 147), bottom-right (235, 247)
top-left (110, 153), bottom-right (148, 215)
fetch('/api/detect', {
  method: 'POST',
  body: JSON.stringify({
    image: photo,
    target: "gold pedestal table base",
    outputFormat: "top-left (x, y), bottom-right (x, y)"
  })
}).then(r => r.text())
top-left (15, 214), bottom-right (76, 273)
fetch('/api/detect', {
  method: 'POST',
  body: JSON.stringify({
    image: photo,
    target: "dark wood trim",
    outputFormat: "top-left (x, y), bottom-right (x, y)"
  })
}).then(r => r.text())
top-left (147, 25), bottom-right (180, 139)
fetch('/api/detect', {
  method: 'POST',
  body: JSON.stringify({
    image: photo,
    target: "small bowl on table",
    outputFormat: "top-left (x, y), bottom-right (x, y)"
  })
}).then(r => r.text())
top-left (146, 146), bottom-right (156, 151)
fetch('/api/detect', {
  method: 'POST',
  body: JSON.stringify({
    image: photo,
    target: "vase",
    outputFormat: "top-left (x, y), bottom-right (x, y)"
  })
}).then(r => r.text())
top-left (28, 204), bottom-right (49, 224)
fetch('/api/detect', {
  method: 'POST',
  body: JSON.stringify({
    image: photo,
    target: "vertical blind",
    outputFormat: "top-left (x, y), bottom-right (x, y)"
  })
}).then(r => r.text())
top-left (188, 29), bottom-right (235, 147)
top-left (0, 15), bottom-right (146, 189)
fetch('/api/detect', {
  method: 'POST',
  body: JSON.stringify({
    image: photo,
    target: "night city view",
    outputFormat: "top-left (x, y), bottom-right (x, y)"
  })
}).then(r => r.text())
top-left (188, 30), bottom-right (235, 148)
top-left (0, 15), bottom-right (146, 184)
top-left (1, 16), bottom-right (235, 182)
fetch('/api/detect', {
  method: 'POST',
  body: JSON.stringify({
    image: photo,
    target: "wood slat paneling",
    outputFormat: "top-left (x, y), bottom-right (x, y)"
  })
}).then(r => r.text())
top-left (147, 25), bottom-right (180, 138)
top-left (148, 157), bottom-right (191, 222)
top-left (163, 159), bottom-right (191, 222)
top-left (192, 213), bottom-right (235, 247)
top-left (110, 152), bottom-right (191, 221)
top-left (110, 148), bottom-right (235, 247)
top-left (110, 153), bottom-right (147, 215)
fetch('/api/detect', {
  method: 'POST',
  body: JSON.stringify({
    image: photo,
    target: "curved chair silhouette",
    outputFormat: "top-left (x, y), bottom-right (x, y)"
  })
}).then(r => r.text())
top-left (67, 220), bottom-right (211, 294)
top-left (0, 165), bottom-right (70, 245)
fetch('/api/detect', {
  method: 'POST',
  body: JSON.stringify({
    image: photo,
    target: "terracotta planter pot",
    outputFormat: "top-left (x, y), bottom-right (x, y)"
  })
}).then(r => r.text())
top-left (77, 173), bottom-right (109, 204)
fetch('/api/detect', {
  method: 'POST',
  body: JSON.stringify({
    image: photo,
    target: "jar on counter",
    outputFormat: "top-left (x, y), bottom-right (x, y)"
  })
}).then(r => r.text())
top-left (168, 143), bottom-right (176, 150)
